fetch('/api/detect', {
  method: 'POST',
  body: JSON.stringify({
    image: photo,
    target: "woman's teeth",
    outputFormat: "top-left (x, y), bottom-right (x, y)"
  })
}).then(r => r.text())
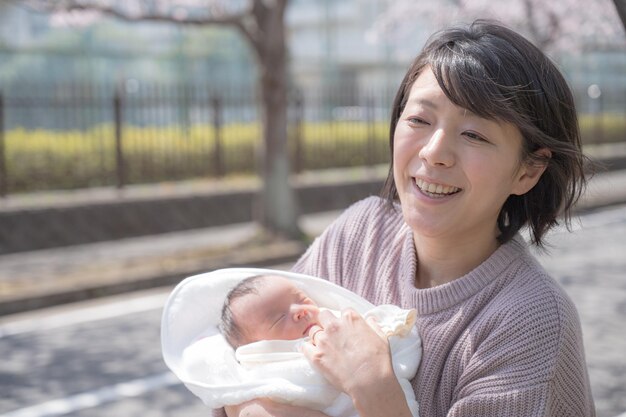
top-left (415, 178), bottom-right (460, 197)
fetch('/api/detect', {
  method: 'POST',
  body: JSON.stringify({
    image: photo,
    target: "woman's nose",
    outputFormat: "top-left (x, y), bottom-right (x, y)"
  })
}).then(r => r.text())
top-left (418, 128), bottom-right (455, 167)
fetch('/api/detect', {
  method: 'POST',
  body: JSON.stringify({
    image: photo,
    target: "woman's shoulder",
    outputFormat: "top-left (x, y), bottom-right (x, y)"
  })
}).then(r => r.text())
top-left (454, 240), bottom-right (583, 351)
top-left (465, 260), bottom-right (591, 399)
top-left (509, 252), bottom-right (579, 319)
top-left (484, 253), bottom-right (584, 354)
top-left (449, 261), bottom-right (592, 413)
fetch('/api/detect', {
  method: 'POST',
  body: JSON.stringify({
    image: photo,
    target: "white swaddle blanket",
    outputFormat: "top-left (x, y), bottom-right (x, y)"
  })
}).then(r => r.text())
top-left (161, 268), bottom-right (421, 417)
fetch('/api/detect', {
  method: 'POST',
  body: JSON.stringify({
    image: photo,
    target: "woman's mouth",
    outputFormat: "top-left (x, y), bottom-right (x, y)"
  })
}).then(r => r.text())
top-left (415, 178), bottom-right (461, 198)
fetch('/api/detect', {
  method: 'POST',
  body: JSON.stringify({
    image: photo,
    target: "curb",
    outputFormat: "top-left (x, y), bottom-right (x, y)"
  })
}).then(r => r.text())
top-left (0, 240), bottom-right (306, 316)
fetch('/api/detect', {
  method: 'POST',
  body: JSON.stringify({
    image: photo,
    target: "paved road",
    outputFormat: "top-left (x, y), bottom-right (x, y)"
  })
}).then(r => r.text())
top-left (1, 205), bottom-right (625, 417)
top-left (0, 288), bottom-right (212, 417)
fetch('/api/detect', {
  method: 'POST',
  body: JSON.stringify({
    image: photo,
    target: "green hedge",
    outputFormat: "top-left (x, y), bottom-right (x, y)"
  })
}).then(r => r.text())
top-left (579, 113), bottom-right (626, 144)
top-left (3, 115), bottom-right (624, 194)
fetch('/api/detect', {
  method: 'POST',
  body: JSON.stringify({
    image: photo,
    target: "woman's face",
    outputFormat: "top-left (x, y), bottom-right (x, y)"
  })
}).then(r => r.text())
top-left (393, 67), bottom-right (538, 244)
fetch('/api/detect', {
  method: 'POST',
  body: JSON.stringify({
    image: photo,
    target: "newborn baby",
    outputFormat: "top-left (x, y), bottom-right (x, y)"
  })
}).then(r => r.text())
top-left (217, 273), bottom-right (421, 417)
top-left (220, 274), bottom-right (322, 348)
top-left (162, 269), bottom-right (421, 417)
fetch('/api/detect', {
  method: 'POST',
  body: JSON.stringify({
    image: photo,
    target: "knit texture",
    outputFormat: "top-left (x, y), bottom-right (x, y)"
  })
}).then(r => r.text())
top-left (291, 196), bottom-right (595, 417)
top-left (211, 196), bottom-right (595, 417)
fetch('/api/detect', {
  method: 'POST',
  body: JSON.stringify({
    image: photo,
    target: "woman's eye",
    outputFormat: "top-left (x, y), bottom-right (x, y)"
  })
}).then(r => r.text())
top-left (463, 131), bottom-right (488, 142)
top-left (408, 117), bottom-right (429, 126)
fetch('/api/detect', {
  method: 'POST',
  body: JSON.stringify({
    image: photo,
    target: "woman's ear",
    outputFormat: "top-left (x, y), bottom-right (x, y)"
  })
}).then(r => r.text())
top-left (511, 148), bottom-right (552, 196)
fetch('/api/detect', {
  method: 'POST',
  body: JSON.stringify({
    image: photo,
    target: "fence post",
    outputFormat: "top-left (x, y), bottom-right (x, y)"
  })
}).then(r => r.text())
top-left (596, 93), bottom-right (604, 144)
top-left (366, 95), bottom-right (375, 168)
top-left (114, 85), bottom-right (125, 189)
top-left (293, 90), bottom-right (304, 174)
top-left (0, 91), bottom-right (6, 197)
top-left (212, 96), bottom-right (223, 177)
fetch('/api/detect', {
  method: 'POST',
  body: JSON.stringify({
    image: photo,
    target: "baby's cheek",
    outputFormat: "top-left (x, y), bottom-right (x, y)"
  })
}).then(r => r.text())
top-left (287, 325), bottom-right (300, 339)
top-left (286, 324), bottom-right (304, 340)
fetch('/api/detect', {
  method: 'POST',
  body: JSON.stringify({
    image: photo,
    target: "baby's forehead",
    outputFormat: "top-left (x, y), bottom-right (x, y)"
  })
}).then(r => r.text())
top-left (233, 278), bottom-right (292, 319)
top-left (260, 274), bottom-right (293, 284)
top-left (235, 275), bottom-right (296, 303)
top-left (257, 275), bottom-right (303, 291)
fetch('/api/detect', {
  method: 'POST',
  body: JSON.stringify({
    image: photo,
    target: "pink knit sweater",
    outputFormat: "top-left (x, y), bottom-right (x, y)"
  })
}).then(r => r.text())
top-left (292, 196), bottom-right (595, 417)
top-left (213, 196), bottom-right (595, 417)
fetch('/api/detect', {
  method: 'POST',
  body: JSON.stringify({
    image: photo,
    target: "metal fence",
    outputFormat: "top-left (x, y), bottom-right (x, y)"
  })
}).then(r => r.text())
top-left (0, 82), bottom-right (393, 196)
top-left (0, 81), bottom-right (624, 197)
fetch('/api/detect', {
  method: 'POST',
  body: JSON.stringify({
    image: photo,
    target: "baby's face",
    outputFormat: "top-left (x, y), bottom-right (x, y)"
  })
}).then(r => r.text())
top-left (231, 276), bottom-right (320, 344)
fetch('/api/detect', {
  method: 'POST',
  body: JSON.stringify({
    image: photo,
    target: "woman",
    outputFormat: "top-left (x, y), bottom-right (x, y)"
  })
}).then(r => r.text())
top-left (223, 20), bottom-right (594, 417)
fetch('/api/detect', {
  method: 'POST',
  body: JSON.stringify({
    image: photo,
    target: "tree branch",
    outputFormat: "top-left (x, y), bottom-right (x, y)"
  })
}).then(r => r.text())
top-left (19, 0), bottom-right (249, 28)
top-left (18, 0), bottom-right (265, 67)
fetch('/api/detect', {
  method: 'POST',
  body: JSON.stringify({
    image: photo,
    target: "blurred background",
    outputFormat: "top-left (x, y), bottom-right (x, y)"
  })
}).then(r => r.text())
top-left (0, 0), bottom-right (624, 196)
top-left (0, 0), bottom-right (625, 416)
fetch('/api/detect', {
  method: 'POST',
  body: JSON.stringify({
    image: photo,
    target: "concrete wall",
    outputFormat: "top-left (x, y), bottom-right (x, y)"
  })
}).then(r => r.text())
top-left (0, 178), bottom-right (384, 255)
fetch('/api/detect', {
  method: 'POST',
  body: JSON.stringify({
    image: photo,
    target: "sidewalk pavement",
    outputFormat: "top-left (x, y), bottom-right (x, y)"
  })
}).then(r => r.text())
top-left (1, 143), bottom-right (626, 316)
top-left (0, 210), bottom-right (340, 315)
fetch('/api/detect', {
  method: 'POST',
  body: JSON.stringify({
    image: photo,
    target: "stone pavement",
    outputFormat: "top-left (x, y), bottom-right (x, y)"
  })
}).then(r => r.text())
top-left (1, 142), bottom-right (626, 316)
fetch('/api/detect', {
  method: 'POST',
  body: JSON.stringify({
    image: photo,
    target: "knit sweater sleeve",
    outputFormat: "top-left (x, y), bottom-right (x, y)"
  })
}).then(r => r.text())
top-left (446, 272), bottom-right (595, 417)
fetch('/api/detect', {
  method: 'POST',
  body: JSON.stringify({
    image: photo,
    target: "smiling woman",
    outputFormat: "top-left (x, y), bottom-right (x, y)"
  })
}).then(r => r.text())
top-left (383, 26), bottom-right (585, 249)
top-left (390, 68), bottom-right (544, 271)
top-left (220, 20), bottom-right (594, 417)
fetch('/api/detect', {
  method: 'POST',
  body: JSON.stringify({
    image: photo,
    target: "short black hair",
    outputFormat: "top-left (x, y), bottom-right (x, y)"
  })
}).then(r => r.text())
top-left (381, 20), bottom-right (588, 247)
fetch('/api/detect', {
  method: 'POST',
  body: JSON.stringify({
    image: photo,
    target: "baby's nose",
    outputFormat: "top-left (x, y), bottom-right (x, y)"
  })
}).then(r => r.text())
top-left (292, 304), bottom-right (319, 321)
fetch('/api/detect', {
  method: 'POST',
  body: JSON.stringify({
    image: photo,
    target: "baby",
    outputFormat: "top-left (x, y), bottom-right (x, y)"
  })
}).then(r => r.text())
top-left (220, 274), bottom-right (321, 348)
top-left (161, 269), bottom-right (420, 417)
top-left (217, 273), bottom-right (421, 417)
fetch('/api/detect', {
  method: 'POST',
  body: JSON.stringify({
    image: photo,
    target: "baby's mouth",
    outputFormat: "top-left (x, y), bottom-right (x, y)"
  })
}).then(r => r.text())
top-left (303, 323), bottom-right (316, 337)
top-left (415, 178), bottom-right (461, 198)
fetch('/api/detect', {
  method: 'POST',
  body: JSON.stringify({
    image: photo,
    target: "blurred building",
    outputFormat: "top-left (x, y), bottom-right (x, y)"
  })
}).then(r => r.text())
top-left (0, 0), bottom-right (625, 113)
top-left (0, 2), bottom-right (255, 88)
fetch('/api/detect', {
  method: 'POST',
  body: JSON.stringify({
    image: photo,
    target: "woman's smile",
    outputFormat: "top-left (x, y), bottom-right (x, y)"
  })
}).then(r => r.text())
top-left (413, 177), bottom-right (461, 199)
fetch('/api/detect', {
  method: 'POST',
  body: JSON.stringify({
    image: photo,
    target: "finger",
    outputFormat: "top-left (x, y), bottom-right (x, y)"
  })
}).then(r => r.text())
top-left (307, 324), bottom-right (323, 338)
top-left (312, 330), bottom-right (322, 345)
top-left (308, 326), bottom-right (324, 345)
top-left (317, 309), bottom-right (338, 327)
top-left (340, 307), bottom-right (365, 324)
top-left (299, 337), bottom-right (317, 360)
top-left (366, 316), bottom-right (387, 339)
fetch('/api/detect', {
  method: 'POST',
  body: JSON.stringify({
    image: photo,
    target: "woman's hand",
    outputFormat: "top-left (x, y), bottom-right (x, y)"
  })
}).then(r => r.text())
top-left (300, 308), bottom-right (390, 395)
top-left (300, 309), bottom-right (413, 417)
top-left (224, 398), bottom-right (330, 417)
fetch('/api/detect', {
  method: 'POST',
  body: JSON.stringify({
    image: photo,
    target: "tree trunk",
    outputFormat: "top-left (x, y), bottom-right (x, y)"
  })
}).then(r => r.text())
top-left (36, 0), bottom-right (303, 239)
top-left (254, 1), bottom-right (301, 239)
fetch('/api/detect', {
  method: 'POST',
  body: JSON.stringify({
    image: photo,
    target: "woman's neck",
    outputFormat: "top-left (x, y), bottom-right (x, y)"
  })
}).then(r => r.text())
top-left (412, 231), bottom-right (500, 289)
